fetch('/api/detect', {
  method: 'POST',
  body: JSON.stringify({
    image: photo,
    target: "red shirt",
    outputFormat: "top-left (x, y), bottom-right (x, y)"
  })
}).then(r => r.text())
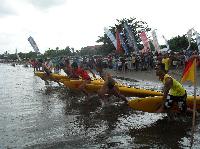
top-left (74, 67), bottom-right (90, 80)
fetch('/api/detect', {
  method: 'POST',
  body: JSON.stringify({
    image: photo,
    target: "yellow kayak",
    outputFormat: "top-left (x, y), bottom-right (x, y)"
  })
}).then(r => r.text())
top-left (35, 71), bottom-right (163, 97)
top-left (34, 71), bottom-right (69, 82)
top-left (62, 80), bottom-right (163, 97)
top-left (128, 96), bottom-right (200, 113)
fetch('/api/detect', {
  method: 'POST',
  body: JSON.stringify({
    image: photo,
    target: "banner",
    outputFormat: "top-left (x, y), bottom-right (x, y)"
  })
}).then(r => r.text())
top-left (162, 35), bottom-right (170, 50)
top-left (123, 22), bottom-right (139, 53)
top-left (140, 31), bottom-right (150, 52)
top-left (195, 31), bottom-right (200, 53)
top-left (187, 29), bottom-right (193, 43)
top-left (104, 27), bottom-right (117, 49)
top-left (115, 29), bottom-right (123, 53)
top-left (152, 30), bottom-right (160, 53)
top-left (15, 49), bottom-right (21, 61)
top-left (119, 33), bottom-right (129, 54)
top-left (28, 36), bottom-right (40, 53)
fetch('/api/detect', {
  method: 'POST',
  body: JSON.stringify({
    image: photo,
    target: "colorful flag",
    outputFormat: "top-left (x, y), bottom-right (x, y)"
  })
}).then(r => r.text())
top-left (119, 33), bottom-right (129, 54)
top-left (28, 36), bottom-right (40, 53)
top-left (116, 29), bottom-right (123, 53)
top-left (181, 59), bottom-right (195, 83)
top-left (140, 31), bottom-right (150, 52)
top-left (104, 27), bottom-right (117, 49)
top-left (123, 22), bottom-right (139, 53)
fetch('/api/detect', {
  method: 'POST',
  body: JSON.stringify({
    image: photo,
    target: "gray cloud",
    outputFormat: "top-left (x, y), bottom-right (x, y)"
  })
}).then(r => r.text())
top-left (0, 0), bottom-right (16, 17)
top-left (28, 0), bottom-right (67, 9)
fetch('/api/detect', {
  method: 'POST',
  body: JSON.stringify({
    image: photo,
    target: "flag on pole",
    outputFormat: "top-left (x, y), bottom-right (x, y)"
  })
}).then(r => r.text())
top-left (116, 29), bottom-right (123, 53)
top-left (28, 36), bottom-right (40, 53)
top-left (123, 22), bottom-right (139, 53)
top-left (181, 59), bottom-right (195, 83)
top-left (162, 35), bottom-right (170, 50)
top-left (152, 30), bottom-right (160, 53)
top-left (187, 29), bottom-right (193, 43)
top-left (195, 31), bottom-right (200, 53)
top-left (186, 29), bottom-right (193, 51)
top-left (140, 31), bottom-right (151, 53)
top-left (119, 33), bottom-right (129, 54)
top-left (104, 27), bottom-right (117, 49)
top-left (15, 49), bottom-right (21, 61)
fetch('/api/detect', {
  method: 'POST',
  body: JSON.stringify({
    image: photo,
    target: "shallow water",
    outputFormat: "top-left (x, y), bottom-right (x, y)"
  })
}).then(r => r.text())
top-left (0, 63), bottom-right (200, 148)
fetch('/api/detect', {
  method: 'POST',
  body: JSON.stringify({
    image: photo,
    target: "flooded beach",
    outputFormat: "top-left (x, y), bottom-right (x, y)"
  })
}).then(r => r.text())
top-left (1, 63), bottom-right (200, 148)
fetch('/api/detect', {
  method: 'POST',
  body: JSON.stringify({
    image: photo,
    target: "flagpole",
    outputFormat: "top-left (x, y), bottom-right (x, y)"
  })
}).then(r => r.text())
top-left (190, 58), bottom-right (197, 148)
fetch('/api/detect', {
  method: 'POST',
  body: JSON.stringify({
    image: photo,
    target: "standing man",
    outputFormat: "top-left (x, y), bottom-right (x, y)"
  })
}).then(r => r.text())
top-left (162, 53), bottom-right (170, 73)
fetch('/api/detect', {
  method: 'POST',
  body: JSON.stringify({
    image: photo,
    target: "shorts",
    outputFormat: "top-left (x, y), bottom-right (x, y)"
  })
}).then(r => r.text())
top-left (164, 92), bottom-right (187, 112)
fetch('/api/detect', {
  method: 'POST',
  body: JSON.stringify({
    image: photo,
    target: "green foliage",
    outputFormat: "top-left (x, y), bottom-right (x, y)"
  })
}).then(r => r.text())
top-left (168, 35), bottom-right (197, 52)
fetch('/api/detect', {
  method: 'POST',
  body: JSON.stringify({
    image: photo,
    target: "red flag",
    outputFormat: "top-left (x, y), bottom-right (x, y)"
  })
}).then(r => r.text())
top-left (181, 59), bottom-right (195, 84)
top-left (140, 32), bottom-right (151, 53)
top-left (116, 30), bottom-right (123, 53)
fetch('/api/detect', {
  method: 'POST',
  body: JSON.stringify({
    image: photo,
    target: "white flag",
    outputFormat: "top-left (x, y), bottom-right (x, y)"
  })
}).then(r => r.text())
top-left (104, 27), bottom-right (117, 49)
top-left (195, 31), bottom-right (200, 53)
top-left (152, 30), bottom-right (160, 53)
top-left (15, 49), bottom-right (21, 61)
top-left (187, 29), bottom-right (193, 43)
top-left (162, 35), bottom-right (170, 50)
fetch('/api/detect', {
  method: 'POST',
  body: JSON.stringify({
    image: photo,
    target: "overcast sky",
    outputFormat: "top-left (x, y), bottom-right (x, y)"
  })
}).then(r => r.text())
top-left (0, 0), bottom-right (199, 54)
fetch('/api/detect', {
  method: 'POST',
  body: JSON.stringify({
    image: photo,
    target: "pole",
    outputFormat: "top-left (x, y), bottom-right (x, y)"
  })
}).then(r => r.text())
top-left (190, 58), bottom-right (197, 148)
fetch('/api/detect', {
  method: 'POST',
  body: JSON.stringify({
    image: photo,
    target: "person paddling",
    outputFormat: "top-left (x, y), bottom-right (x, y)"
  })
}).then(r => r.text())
top-left (155, 64), bottom-right (192, 113)
top-left (70, 62), bottom-right (96, 98)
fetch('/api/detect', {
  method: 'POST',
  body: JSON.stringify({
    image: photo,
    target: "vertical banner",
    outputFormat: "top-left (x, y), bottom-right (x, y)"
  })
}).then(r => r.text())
top-left (116, 29), bottom-right (123, 53)
top-left (152, 30), bottom-right (160, 53)
top-left (186, 29), bottom-right (193, 50)
top-left (16, 49), bottom-right (21, 61)
top-left (28, 36), bottom-right (40, 53)
top-left (195, 31), bottom-right (200, 53)
top-left (104, 27), bottom-right (117, 49)
top-left (123, 22), bottom-right (139, 53)
top-left (162, 35), bottom-right (170, 50)
top-left (119, 33), bottom-right (129, 54)
top-left (140, 31), bottom-right (150, 53)
top-left (187, 29), bottom-right (193, 43)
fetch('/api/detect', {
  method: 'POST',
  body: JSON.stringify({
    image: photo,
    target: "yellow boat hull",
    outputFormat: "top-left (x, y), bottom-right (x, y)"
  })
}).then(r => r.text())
top-left (128, 96), bottom-right (200, 113)
top-left (62, 80), bottom-right (163, 97)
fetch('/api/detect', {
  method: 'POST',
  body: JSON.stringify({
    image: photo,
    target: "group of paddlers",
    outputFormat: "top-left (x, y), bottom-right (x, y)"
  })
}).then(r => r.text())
top-left (34, 54), bottom-right (200, 114)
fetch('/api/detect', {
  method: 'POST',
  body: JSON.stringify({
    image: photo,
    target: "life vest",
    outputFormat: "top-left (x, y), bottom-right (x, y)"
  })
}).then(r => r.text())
top-left (163, 74), bottom-right (185, 96)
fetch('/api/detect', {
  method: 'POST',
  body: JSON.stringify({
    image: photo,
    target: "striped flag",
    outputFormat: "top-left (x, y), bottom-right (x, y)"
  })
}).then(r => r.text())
top-left (116, 29), bottom-right (123, 53)
top-left (28, 36), bottom-right (40, 53)
top-left (181, 59), bottom-right (195, 83)
top-left (123, 22), bottom-right (139, 53)
top-left (140, 31), bottom-right (150, 52)
top-left (104, 27), bottom-right (117, 49)
top-left (119, 33), bottom-right (129, 54)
